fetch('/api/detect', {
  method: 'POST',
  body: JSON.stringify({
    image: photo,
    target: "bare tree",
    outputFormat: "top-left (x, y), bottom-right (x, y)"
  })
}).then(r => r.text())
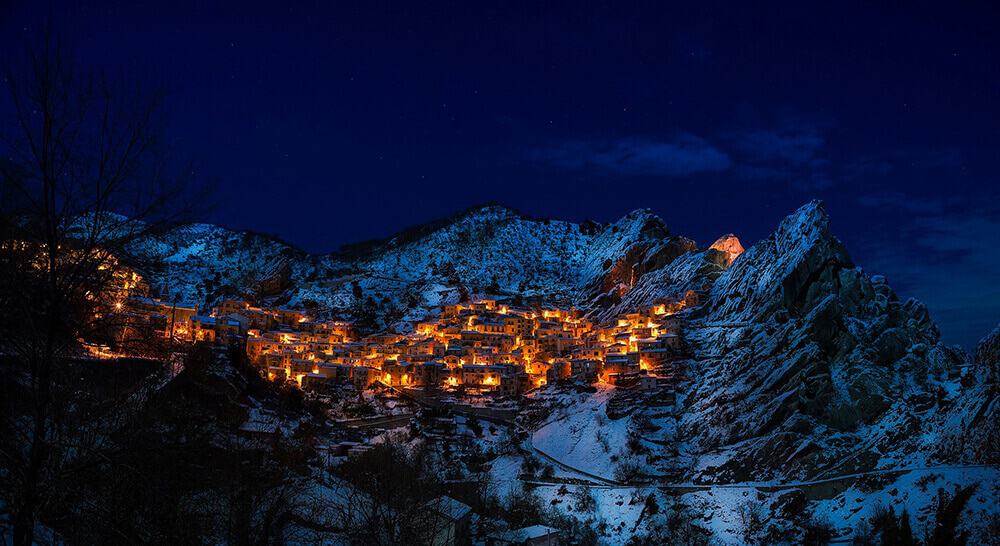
top-left (330, 441), bottom-right (451, 545)
top-left (0, 24), bottom-right (203, 544)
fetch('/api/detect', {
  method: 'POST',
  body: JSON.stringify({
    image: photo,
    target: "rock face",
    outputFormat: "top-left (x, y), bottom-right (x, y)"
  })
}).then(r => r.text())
top-left (128, 222), bottom-right (312, 305)
top-left (976, 322), bottom-right (1000, 368)
top-left (708, 234), bottom-right (744, 268)
top-left (677, 202), bottom-right (987, 481)
top-left (136, 205), bottom-right (705, 332)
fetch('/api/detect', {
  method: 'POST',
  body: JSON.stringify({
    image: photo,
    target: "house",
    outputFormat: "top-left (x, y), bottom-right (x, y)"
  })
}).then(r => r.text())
top-left (190, 316), bottom-right (216, 342)
top-left (242, 307), bottom-right (277, 330)
top-left (351, 366), bottom-right (381, 390)
top-left (214, 298), bottom-right (250, 316)
top-left (420, 360), bottom-right (446, 387)
top-left (417, 321), bottom-right (439, 335)
top-left (127, 295), bottom-right (198, 337)
top-left (383, 362), bottom-right (416, 387)
top-left (486, 525), bottom-right (561, 545)
top-left (460, 364), bottom-right (506, 390)
top-left (274, 307), bottom-right (306, 326)
top-left (427, 495), bottom-right (473, 546)
top-left (639, 374), bottom-right (659, 391)
top-left (247, 335), bottom-right (284, 364)
top-left (605, 342), bottom-right (628, 356)
top-left (471, 318), bottom-right (506, 335)
top-left (237, 418), bottom-right (282, 448)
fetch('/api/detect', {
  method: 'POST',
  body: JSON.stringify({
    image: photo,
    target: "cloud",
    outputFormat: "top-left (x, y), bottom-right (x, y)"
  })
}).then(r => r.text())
top-left (855, 195), bottom-right (1000, 349)
top-left (728, 126), bottom-right (826, 164)
top-left (527, 120), bottom-right (956, 195)
top-left (723, 120), bottom-right (834, 190)
top-left (844, 157), bottom-right (895, 180)
top-left (847, 148), bottom-right (962, 183)
top-left (858, 191), bottom-right (953, 215)
top-left (530, 134), bottom-right (731, 177)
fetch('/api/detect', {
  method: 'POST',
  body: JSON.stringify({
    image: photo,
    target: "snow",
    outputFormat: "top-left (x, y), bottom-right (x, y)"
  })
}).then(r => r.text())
top-left (131, 205), bottom-right (689, 334)
top-left (531, 386), bottom-right (630, 482)
top-left (104, 200), bottom-right (1000, 543)
top-left (811, 466), bottom-right (1000, 543)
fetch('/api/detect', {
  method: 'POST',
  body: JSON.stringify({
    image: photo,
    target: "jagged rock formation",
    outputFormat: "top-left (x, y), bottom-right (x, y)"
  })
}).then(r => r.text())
top-left (976, 322), bottom-right (1000, 369)
top-left (708, 233), bottom-right (744, 267)
top-left (128, 223), bottom-right (313, 305)
top-left (133, 205), bottom-right (702, 331)
top-left (677, 201), bottom-right (983, 482)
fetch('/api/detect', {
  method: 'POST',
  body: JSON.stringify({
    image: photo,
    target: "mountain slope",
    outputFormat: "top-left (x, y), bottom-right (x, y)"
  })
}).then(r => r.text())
top-left (675, 202), bottom-right (990, 483)
top-left (122, 200), bottom-right (999, 543)
top-left (138, 205), bottom-right (700, 330)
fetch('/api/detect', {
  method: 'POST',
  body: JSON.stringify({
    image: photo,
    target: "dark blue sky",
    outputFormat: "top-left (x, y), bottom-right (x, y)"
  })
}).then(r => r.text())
top-left (2, 1), bottom-right (999, 348)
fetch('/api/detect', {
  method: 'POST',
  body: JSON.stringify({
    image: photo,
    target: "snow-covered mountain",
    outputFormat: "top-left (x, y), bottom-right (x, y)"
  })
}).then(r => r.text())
top-left (131, 205), bottom-right (698, 329)
top-left (678, 201), bottom-right (994, 481)
top-left (133, 201), bottom-right (998, 476)
top-left (124, 201), bottom-right (999, 542)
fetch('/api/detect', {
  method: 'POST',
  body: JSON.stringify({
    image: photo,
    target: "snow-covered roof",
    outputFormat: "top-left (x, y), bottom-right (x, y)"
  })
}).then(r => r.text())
top-left (514, 525), bottom-right (559, 539)
top-left (238, 419), bottom-right (280, 434)
top-left (430, 495), bottom-right (472, 521)
top-left (461, 364), bottom-right (507, 371)
top-left (489, 524), bottom-right (560, 542)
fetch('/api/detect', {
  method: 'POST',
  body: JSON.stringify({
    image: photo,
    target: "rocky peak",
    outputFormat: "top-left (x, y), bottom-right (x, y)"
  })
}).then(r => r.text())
top-left (458, 204), bottom-right (523, 222)
top-left (774, 200), bottom-right (833, 253)
top-left (709, 234), bottom-right (744, 267)
top-left (611, 209), bottom-right (670, 239)
top-left (976, 322), bottom-right (1000, 368)
top-left (707, 200), bottom-right (852, 321)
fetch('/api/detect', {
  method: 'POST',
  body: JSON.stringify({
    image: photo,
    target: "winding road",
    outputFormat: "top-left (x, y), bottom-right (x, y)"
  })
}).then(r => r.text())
top-left (375, 385), bottom-right (998, 500)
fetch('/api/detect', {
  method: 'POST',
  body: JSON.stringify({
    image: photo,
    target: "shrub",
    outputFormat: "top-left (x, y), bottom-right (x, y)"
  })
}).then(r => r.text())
top-left (520, 455), bottom-right (540, 477)
top-left (870, 504), bottom-right (917, 546)
top-left (614, 458), bottom-right (643, 483)
top-left (644, 494), bottom-right (660, 516)
top-left (926, 483), bottom-right (978, 546)
top-left (573, 487), bottom-right (597, 512)
top-left (627, 432), bottom-right (647, 455)
top-left (663, 498), bottom-right (712, 546)
top-left (501, 485), bottom-right (545, 528)
top-left (851, 519), bottom-right (876, 546)
top-left (801, 512), bottom-right (835, 545)
top-left (737, 501), bottom-right (766, 544)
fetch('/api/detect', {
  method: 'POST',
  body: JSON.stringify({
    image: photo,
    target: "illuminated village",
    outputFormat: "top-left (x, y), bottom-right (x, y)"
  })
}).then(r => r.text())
top-left (85, 246), bottom-right (697, 401)
top-left (113, 286), bottom-right (695, 398)
top-left (245, 295), bottom-right (694, 395)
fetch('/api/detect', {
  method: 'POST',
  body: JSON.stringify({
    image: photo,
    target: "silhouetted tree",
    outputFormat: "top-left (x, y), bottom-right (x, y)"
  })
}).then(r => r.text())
top-left (0, 23), bottom-right (201, 545)
top-left (927, 484), bottom-right (978, 546)
top-left (870, 504), bottom-right (918, 546)
top-left (331, 440), bottom-right (448, 545)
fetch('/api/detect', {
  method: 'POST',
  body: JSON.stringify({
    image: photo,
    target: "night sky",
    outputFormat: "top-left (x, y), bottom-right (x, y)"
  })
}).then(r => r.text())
top-left (2, 1), bottom-right (999, 349)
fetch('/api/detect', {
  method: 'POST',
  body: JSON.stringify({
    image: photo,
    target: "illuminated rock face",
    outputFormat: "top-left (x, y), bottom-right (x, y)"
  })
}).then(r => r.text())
top-left (708, 234), bottom-right (744, 268)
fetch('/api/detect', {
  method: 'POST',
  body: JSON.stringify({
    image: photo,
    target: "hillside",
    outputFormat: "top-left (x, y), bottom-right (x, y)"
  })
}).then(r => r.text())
top-left (132, 205), bottom-right (699, 332)
top-left (95, 201), bottom-right (1000, 543)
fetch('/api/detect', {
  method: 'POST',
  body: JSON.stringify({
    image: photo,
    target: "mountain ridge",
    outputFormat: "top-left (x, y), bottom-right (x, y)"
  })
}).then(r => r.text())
top-left (118, 199), bottom-right (999, 541)
top-left (130, 200), bottom-right (999, 351)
